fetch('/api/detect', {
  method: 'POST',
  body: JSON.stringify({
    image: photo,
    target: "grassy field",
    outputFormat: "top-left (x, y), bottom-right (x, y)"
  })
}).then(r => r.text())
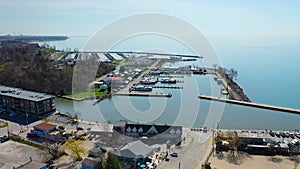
top-left (67, 89), bottom-right (108, 99)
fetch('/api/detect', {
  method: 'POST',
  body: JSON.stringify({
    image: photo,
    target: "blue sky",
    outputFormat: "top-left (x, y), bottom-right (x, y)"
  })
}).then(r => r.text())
top-left (1, 0), bottom-right (300, 38)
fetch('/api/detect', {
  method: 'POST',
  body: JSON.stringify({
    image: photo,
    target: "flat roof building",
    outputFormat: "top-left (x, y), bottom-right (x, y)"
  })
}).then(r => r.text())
top-left (0, 85), bottom-right (55, 115)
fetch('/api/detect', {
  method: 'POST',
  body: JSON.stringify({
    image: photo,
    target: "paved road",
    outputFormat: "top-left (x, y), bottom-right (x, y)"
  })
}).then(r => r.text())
top-left (158, 129), bottom-right (213, 169)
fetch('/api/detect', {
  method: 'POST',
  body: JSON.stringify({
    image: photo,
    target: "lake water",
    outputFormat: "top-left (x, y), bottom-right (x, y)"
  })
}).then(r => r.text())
top-left (47, 35), bottom-right (300, 130)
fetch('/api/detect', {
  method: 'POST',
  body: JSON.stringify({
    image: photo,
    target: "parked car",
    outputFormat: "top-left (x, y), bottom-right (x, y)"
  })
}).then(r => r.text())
top-left (295, 133), bottom-right (300, 139)
top-left (170, 153), bottom-right (178, 157)
top-left (0, 135), bottom-right (9, 143)
top-left (77, 126), bottom-right (84, 130)
top-left (275, 132), bottom-right (281, 138)
top-left (27, 132), bottom-right (37, 138)
top-left (165, 158), bottom-right (170, 162)
top-left (269, 131), bottom-right (275, 137)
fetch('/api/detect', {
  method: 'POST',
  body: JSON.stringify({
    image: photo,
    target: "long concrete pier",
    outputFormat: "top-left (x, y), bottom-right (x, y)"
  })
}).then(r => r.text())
top-left (199, 95), bottom-right (300, 114)
top-left (114, 92), bottom-right (172, 97)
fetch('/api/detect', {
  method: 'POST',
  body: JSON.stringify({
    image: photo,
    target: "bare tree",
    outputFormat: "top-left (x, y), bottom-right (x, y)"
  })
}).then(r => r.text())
top-left (227, 68), bottom-right (238, 80)
top-left (41, 141), bottom-right (64, 161)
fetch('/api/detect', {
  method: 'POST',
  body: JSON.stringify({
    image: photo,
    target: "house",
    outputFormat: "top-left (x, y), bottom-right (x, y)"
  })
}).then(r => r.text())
top-left (88, 147), bottom-right (103, 158)
top-left (113, 121), bottom-right (183, 150)
top-left (82, 158), bottom-right (102, 169)
top-left (13, 157), bottom-right (47, 169)
top-left (33, 122), bottom-right (59, 141)
top-left (124, 123), bottom-right (182, 139)
top-left (94, 81), bottom-right (104, 88)
top-left (94, 82), bottom-right (108, 92)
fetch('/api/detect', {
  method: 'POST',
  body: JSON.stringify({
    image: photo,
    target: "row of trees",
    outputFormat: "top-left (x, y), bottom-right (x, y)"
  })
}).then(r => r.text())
top-left (0, 42), bottom-right (115, 95)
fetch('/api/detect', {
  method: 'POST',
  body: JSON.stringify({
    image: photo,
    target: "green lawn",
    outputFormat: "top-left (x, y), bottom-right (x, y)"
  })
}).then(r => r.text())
top-left (113, 59), bottom-right (123, 65)
top-left (67, 89), bottom-right (108, 99)
top-left (0, 120), bottom-right (8, 128)
top-left (10, 137), bottom-right (44, 150)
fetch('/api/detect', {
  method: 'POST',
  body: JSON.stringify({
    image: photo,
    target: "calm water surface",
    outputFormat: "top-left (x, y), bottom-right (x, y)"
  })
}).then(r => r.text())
top-left (50, 36), bottom-right (300, 130)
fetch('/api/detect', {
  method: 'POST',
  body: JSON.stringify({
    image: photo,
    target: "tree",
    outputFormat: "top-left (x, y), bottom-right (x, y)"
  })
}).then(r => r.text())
top-left (105, 152), bottom-right (122, 169)
top-left (62, 140), bottom-right (88, 161)
top-left (226, 131), bottom-right (243, 164)
top-left (227, 68), bottom-right (238, 80)
top-left (42, 141), bottom-right (64, 160)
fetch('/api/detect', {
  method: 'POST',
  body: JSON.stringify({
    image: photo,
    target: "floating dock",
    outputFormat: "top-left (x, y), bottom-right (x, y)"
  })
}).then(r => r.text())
top-left (114, 92), bottom-right (172, 97)
top-left (152, 86), bottom-right (183, 89)
top-left (157, 75), bottom-right (184, 78)
top-left (198, 95), bottom-right (300, 114)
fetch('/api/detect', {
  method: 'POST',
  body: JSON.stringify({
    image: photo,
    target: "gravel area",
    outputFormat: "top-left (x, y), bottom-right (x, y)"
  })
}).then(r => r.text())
top-left (0, 140), bottom-right (45, 169)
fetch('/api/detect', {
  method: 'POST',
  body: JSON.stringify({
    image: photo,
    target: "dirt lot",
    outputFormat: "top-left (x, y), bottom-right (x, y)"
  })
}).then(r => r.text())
top-left (209, 152), bottom-right (299, 169)
top-left (0, 140), bottom-right (45, 169)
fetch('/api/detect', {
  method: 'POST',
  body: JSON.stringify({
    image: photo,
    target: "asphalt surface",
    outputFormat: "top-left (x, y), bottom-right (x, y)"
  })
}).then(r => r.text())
top-left (158, 129), bottom-right (213, 169)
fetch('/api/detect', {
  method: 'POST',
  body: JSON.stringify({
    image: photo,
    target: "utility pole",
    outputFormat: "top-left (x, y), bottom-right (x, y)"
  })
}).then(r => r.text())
top-left (26, 112), bottom-right (29, 129)
top-left (6, 121), bottom-right (9, 136)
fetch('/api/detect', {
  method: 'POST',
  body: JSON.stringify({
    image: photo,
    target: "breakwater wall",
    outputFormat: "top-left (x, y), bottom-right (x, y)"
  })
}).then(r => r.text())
top-left (199, 95), bottom-right (300, 114)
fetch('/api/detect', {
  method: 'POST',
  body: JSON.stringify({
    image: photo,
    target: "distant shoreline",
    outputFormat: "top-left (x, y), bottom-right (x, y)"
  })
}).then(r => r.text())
top-left (0, 34), bottom-right (69, 42)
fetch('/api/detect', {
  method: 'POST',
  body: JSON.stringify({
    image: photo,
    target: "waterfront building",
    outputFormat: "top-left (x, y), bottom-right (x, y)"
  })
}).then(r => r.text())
top-left (33, 122), bottom-right (60, 141)
top-left (116, 140), bottom-right (154, 158)
top-left (0, 85), bottom-right (55, 115)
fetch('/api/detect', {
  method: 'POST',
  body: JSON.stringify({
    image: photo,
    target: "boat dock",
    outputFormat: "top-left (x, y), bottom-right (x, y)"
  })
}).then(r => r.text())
top-left (157, 75), bottom-right (184, 78)
top-left (114, 92), bottom-right (172, 97)
top-left (152, 86), bottom-right (183, 89)
top-left (198, 95), bottom-right (300, 115)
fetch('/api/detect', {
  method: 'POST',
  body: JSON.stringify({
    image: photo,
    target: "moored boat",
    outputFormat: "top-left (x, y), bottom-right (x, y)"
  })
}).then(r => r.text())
top-left (160, 78), bottom-right (176, 84)
top-left (133, 85), bottom-right (153, 92)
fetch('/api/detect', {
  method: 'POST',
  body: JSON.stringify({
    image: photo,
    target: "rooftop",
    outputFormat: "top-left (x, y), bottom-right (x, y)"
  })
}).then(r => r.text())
top-left (82, 158), bottom-right (101, 168)
top-left (34, 122), bottom-right (56, 131)
top-left (90, 124), bottom-right (113, 133)
top-left (125, 123), bottom-right (182, 135)
top-left (118, 140), bottom-right (153, 159)
top-left (0, 85), bottom-right (54, 102)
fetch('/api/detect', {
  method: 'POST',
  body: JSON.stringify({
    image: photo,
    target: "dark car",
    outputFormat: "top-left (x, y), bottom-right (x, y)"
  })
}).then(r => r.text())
top-left (0, 135), bottom-right (9, 143)
top-left (269, 131), bottom-right (275, 137)
top-left (77, 126), bottom-right (84, 130)
top-left (284, 132), bottom-right (290, 138)
top-left (165, 158), bottom-right (170, 162)
top-left (280, 132), bottom-right (285, 138)
top-left (295, 133), bottom-right (300, 139)
top-left (170, 153), bottom-right (178, 157)
top-left (290, 133), bottom-right (295, 139)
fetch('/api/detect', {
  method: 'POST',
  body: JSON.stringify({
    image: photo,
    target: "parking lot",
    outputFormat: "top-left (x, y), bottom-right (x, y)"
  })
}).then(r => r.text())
top-left (0, 140), bottom-right (45, 169)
